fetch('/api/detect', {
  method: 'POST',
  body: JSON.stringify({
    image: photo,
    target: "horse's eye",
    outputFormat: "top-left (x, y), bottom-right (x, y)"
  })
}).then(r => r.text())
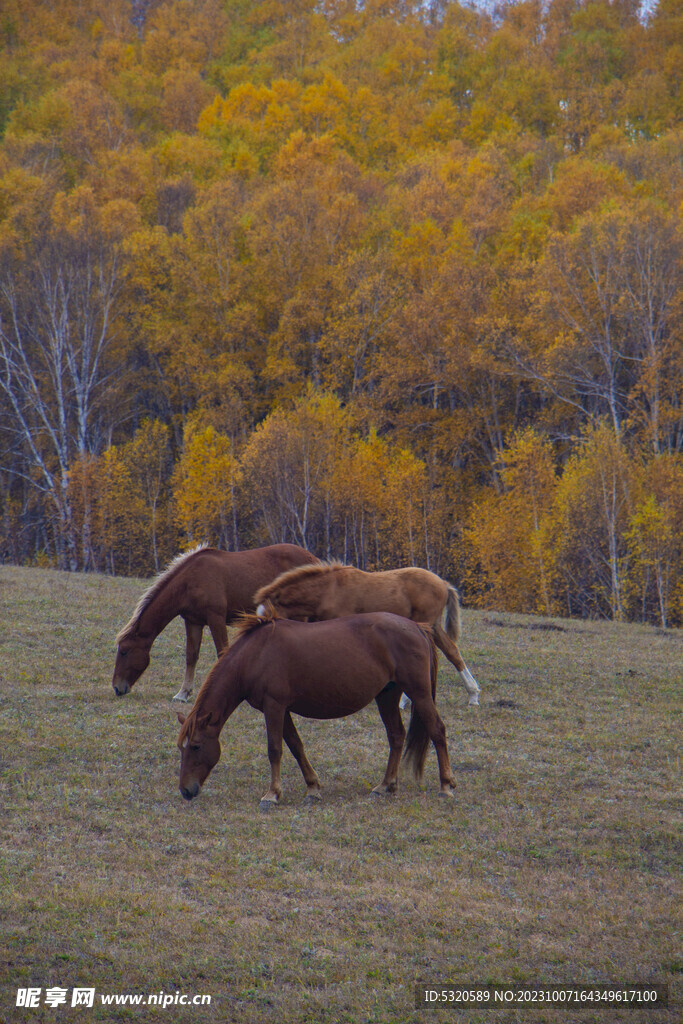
top-left (120, 650), bottom-right (128, 657)
top-left (190, 744), bottom-right (201, 752)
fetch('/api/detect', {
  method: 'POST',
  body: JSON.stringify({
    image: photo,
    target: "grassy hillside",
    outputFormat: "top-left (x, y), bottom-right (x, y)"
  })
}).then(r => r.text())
top-left (0, 564), bottom-right (680, 1023)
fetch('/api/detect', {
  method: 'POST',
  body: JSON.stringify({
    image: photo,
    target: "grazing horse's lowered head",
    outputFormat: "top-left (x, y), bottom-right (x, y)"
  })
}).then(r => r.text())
top-left (112, 628), bottom-right (152, 696)
top-left (177, 710), bottom-right (221, 801)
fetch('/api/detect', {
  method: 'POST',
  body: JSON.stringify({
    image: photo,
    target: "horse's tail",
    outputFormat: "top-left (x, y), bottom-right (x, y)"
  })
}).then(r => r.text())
top-left (403, 626), bottom-right (438, 782)
top-left (443, 584), bottom-right (462, 643)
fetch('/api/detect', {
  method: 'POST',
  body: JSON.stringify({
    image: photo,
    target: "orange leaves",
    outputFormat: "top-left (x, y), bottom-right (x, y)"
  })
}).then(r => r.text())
top-left (341, 430), bottom-right (429, 568)
top-left (173, 424), bottom-right (239, 548)
top-left (465, 429), bottom-right (557, 615)
top-left (625, 454), bottom-right (683, 627)
top-left (235, 389), bottom-right (428, 566)
top-left (82, 420), bottom-right (175, 575)
top-left (463, 423), bottom-right (682, 625)
top-left (1, 0), bottom-right (681, 626)
top-left (199, 80), bottom-right (301, 171)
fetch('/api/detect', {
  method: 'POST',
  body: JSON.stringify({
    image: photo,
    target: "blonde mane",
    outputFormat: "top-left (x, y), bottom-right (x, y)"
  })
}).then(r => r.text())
top-left (254, 560), bottom-right (346, 604)
top-left (116, 545), bottom-right (209, 643)
top-left (233, 607), bottom-right (281, 639)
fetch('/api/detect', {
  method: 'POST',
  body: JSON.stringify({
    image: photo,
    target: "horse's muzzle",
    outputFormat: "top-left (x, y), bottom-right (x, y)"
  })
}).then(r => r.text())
top-left (112, 680), bottom-right (130, 696)
top-left (180, 781), bottom-right (200, 801)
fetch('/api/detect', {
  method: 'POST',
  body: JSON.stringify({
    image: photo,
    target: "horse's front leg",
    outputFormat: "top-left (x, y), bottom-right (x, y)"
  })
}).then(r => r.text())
top-left (207, 614), bottom-right (229, 657)
top-left (173, 621), bottom-right (203, 702)
top-left (259, 700), bottom-right (286, 811)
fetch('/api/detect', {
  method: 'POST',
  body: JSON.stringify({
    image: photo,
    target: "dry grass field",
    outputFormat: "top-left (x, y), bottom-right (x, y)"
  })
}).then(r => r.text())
top-left (0, 564), bottom-right (680, 1023)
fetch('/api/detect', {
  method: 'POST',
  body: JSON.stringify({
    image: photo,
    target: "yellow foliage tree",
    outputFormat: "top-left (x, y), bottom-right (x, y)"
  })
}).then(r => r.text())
top-left (547, 423), bottom-right (634, 620)
top-left (334, 429), bottom-right (428, 570)
top-left (625, 455), bottom-right (683, 627)
top-left (91, 420), bottom-right (175, 576)
top-left (464, 428), bottom-right (557, 615)
top-left (93, 446), bottom-right (148, 576)
top-left (173, 423), bottom-right (239, 549)
top-left (238, 389), bottom-right (348, 553)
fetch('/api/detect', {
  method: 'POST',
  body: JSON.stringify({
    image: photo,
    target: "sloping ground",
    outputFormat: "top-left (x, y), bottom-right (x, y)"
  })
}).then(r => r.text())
top-left (0, 565), bottom-right (680, 1023)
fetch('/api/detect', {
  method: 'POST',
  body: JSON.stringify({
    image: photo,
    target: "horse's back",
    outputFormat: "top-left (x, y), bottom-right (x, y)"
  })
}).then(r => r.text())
top-left (241, 613), bottom-right (431, 719)
top-left (340, 566), bottom-right (447, 620)
top-left (260, 611), bottom-right (431, 675)
top-left (181, 544), bottom-right (316, 615)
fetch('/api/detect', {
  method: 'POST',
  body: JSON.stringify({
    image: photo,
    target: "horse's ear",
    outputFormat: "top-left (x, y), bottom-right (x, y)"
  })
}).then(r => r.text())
top-left (177, 712), bottom-right (186, 726)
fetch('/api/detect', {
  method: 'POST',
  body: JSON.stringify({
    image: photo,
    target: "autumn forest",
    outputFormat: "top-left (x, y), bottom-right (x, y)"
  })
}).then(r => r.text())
top-left (0, 0), bottom-right (680, 625)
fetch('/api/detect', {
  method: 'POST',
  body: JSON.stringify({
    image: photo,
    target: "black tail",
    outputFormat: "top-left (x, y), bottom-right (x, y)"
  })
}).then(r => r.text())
top-left (402, 626), bottom-right (438, 782)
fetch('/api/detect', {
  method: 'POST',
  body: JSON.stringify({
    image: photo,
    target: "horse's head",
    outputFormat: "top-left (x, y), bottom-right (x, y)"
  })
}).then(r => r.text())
top-left (255, 565), bottom-right (330, 622)
top-left (256, 583), bottom-right (313, 622)
top-left (177, 712), bottom-right (221, 800)
top-left (112, 633), bottom-right (152, 696)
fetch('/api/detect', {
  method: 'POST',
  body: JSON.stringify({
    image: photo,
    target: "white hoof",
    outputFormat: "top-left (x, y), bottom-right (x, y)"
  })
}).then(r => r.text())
top-left (468, 695), bottom-right (480, 707)
top-left (172, 691), bottom-right (191, 703)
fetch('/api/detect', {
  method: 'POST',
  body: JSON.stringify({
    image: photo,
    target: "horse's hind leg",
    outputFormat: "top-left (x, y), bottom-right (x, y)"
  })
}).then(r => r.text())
top-left (409, 696), bottom-right (456, 798)
top-left (283, 711), bottom-right (322, 801)
top-left (372, 688), bottom-right (406, 795)
top-left (433, 624), bottom-right (480, 707)
top-left (173, 621), bottom-right (203, 702)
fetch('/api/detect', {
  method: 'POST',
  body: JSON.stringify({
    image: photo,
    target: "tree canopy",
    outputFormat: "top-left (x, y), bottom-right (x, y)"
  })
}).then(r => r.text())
top-left (0, 0), bottom-right (680, 625)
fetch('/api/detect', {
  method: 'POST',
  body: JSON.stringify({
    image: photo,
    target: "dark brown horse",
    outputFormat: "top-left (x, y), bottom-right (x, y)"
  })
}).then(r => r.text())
top-left (112, 544), bottom-right (318, 700)
top-left (177, 612), bottom-right (457, 809)
top-left (254, 562), bottom-right (480, 706)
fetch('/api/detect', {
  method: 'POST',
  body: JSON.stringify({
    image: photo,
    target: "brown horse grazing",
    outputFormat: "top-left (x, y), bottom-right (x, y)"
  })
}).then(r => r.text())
top-left (112, 544), bottom-right (318, 700)
top-left (177, 612), bottom-right (458, 809)
top-left (254, 563), bottom-right (481, 706)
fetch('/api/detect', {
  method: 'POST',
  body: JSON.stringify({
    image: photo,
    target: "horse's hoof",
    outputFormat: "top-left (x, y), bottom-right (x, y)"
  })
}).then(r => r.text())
top-left (468, 696), bottom-right (480, 707)
top-left (172, 693), bottom-right (190, 703)
top-left (304, 790), bottom-right (322, 803)
top-left (259, 799), bottom-right (278, 813)
top-left (438, 788), bottom-right (455, 799)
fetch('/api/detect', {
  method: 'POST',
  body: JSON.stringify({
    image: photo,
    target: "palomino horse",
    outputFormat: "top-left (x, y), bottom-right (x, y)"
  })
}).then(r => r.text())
top-left (112, 544), bottom-right (318, 700)
top-left (254, 563), bottom-right (480, 706)
top-left (177, 612), bottom-right (458, 809)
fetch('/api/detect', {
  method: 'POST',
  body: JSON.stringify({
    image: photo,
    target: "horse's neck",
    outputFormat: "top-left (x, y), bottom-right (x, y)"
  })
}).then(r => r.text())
top-left (137, 578), bottom-right (181, 638)
top-left (198, 654), bottom-right (244, 731)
